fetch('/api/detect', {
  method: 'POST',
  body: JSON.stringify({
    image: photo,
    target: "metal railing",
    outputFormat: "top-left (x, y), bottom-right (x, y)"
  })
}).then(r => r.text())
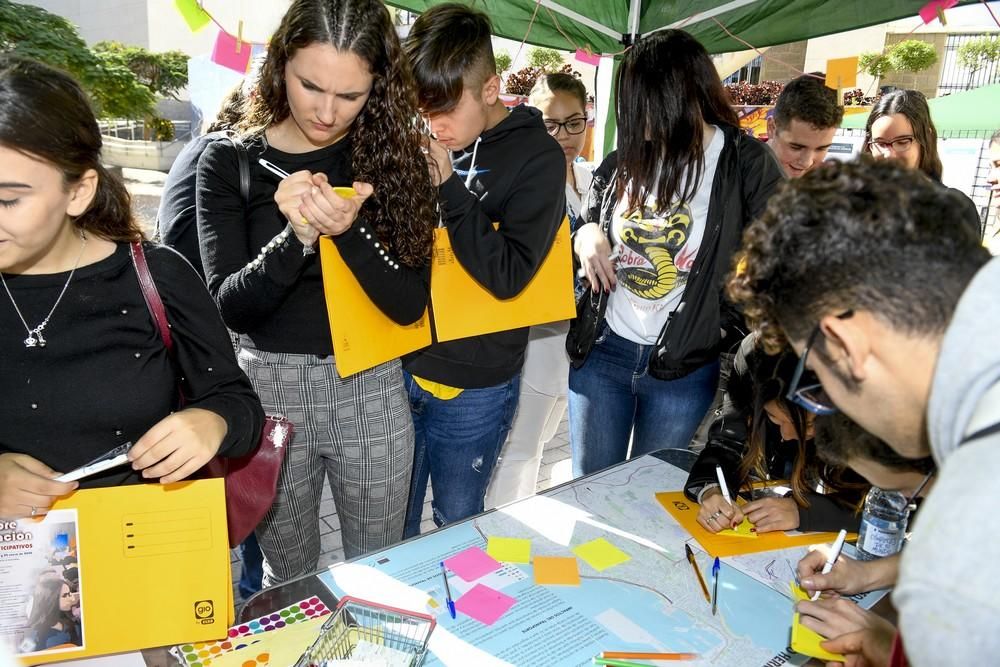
top-left (98, 119), bottom-right (193, 143)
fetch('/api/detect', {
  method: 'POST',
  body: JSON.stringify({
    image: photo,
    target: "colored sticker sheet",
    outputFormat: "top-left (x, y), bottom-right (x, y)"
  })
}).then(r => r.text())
top-left (443, 546), bottom-right (501, 582)
top-left (533, 556), bottom-right (581, 586)
top-left (454, 583), bottom-right (516, 625)
top-left (486, 536), bottom-right (532, 563)
top-left (719, 516), bottom-right (758, 539)
top-left (174, 597), bottom-right (330, 665)
top-left (656, 491), bottom-right (856, 558)
top-left (572, 537), bottom-right (631, 572)
top-left (211, 29), bottom-right (252, 74)
top-left (174, 0), bottom-right (211, 31)
top-left (789, 584), bottom-right (846, 662)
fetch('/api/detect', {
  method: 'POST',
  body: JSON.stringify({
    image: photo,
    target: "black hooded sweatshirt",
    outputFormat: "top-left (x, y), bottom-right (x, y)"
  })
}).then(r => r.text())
top-left (403, 105), bottom-right (566, 388)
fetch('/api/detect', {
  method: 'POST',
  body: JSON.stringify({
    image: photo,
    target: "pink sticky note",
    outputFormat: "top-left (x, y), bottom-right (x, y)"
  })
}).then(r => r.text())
top-left (443, 546), bottom-right (501, 582)
top-left (918, 0), bottom-right (957, 24)
top-left (574, 48), bottom-right (600, 66)
top-left (454, 583), bottom-right (516, 625)
top-left (211, 29), bottom-right (252, 73)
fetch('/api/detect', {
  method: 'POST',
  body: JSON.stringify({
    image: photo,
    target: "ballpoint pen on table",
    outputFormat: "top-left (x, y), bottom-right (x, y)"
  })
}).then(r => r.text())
top-left (439, 561), bottom-right (456, 619)
top-left (811, 529), bottom-right (848, 601)
top-left (600, 651), bottom-right (699, 661)
top-left (684, 543), bottom-right (711, 604)
top-left (711, 557), bottom-right (721, 615)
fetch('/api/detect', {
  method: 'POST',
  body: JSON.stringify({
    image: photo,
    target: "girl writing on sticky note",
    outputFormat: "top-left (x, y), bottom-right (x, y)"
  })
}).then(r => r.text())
top-left (684, 333), bottom-right (867, 534)
top-left (196, 0), bottom-right (437, 585)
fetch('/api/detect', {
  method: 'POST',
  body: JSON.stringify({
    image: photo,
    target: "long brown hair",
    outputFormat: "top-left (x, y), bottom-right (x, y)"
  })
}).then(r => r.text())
top-left (0, 56), bottom-right (142, 242)
top-left (864, 89), bottom-right (943, 181)
top-left (241, 0), bottom-right (436, 267)
top-left (615, 30), bottom-right (739, 215)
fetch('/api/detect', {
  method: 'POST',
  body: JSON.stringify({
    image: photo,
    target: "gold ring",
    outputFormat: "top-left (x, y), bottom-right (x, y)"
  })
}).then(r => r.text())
top-left (30, 506), bottom-right (37, 517)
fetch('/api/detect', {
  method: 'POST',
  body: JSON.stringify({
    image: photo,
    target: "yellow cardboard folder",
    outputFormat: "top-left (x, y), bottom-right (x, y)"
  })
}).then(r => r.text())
top-left (319, 237), bottom-right (433, 378)
top-left (430, 219), bottom-right (576, 342)
top-left (19, 479), bottom-right (232, 665)
top-left (655, 491), bottom-right (856, 558)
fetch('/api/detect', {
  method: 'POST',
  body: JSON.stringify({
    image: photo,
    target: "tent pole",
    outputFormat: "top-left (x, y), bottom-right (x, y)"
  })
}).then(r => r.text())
top-left (536, 0), bottom-right (622, 41)
top-left (627, 0), bottom-right (641, 44)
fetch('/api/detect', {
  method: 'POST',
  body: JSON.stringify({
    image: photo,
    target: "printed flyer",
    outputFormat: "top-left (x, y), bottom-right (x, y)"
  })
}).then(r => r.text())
top-left (0, 510), bottom-right (85, 659)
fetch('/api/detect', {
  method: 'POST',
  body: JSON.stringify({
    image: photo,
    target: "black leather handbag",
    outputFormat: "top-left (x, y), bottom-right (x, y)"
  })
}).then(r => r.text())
top-left (565, 284), bottom-right (609, 368)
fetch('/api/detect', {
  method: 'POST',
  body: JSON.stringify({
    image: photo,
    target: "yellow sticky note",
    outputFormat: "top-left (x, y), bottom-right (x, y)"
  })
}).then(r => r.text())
top-left (720, 516), bottom-right (758, 539)
top-left (789, 583), bottom-right (846, 662)
top-left (825, 57), bottom-right (859, 90)
top-left (533, 556), bottom-right (581, 585)
top-left (487, 536), bottom-right (532, 563)
top-left (572, 537), bottom-right (631, 572)
top-left (174, 0), bottom-right (211, 31)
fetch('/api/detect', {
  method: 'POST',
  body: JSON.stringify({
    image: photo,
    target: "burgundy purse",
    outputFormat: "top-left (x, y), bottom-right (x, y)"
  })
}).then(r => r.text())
top-left (130, 241), bottom-right (291, 547)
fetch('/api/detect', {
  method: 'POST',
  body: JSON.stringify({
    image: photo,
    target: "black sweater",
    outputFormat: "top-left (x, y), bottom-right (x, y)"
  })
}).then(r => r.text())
top-left (0, 242), bottom-right (263, 488)
top-left (403, 105), bottom-right (566, 387)
top-left (197, 134), bottom-right (430, 355)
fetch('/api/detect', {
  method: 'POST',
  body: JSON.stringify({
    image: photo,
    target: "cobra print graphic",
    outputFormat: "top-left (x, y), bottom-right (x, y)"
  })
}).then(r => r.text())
top-left (616, 201), bottom-right (696, 303)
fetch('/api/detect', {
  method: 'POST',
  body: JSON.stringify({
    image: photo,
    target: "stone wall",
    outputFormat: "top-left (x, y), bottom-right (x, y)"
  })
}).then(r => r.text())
top-left (760, 41), bottom-right (808, 83)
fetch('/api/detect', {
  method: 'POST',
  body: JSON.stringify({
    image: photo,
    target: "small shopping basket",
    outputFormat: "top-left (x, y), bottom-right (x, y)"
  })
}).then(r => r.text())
top-left (295, 596), bottom-right (436, 666)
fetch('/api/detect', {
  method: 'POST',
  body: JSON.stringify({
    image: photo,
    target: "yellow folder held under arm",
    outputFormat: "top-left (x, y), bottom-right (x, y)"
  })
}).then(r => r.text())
top-left (430, 218), bottom-right (576, 343)
top-left (319, 237), bottom-right (433, 378)
top-left (14, 479), bottom-right (232, 665)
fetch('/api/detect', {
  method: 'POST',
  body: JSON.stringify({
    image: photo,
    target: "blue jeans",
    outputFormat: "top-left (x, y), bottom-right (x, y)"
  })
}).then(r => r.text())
top-left (238, 532), bottom-right (264, 599)
top-left (403, 372), bottom-right (520, 538)
top-left (568, 325), bottom-right (720, 477)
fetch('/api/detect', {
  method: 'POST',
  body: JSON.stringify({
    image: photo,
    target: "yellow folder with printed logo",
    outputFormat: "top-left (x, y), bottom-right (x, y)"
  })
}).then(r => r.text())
top-left (14, 479), bottom-right (232, 665)
top-left (430, 218), bottom-right (576, 342)
top-left (319, 236), bottom-right (433, 378)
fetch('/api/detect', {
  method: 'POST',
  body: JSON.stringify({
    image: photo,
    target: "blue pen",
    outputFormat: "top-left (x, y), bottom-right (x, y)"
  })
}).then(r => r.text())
top-left (440, 561), bottom-right (456, 619)
top-left (711, 558), bottom-right (721, 616)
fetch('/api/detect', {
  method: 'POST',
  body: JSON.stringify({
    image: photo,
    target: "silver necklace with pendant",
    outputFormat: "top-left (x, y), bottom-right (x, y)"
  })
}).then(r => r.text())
top-left (1, 231), bottom-right (88, 348)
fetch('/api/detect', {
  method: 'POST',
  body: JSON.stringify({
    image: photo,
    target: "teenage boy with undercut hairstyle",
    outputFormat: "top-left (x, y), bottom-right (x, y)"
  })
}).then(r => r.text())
top-left (401, 3), bottom-right (565, 537)
top-left (729, 157), bottom-right (996, 666)
top-left (766, 74), bottom-right (844, 178)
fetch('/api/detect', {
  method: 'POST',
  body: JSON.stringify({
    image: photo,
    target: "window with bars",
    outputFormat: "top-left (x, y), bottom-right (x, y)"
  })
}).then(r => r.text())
top-left (937, 33), bottom-right (1000, 97)
top-left (723, 55), bottom-right (763, 85)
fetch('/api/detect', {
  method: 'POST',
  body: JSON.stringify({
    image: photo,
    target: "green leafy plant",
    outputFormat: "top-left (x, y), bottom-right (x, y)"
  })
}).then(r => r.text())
top-left (957, 36), bottom-right (1000, 76)
top-left (504, 63), bottom-right (576, 96)
top-left (146, 115), bottom-right (175, 141)
top-left (886, 39), bottom-right (938, 73)
top-left (495, 50), bottom-right (512, 75)
top-left (527, 47), bottom-right (565, 72)
top-left (859, 52), bottom-right (893, 79)
top-left (94, 41), bottom-right (188, 100)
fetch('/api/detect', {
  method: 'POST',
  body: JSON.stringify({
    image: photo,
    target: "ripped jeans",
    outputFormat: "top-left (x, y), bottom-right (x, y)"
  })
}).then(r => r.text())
top-left (402, 371), bottom-right (520, 538)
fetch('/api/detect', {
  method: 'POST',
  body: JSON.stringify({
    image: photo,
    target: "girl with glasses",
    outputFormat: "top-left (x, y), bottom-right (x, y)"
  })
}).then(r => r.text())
top-left (864, 89), bottom-right (981, 238)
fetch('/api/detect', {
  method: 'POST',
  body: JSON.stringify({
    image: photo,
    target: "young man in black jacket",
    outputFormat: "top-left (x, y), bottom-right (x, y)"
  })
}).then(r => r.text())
top-left (401, 4), bottom-right (566, 536)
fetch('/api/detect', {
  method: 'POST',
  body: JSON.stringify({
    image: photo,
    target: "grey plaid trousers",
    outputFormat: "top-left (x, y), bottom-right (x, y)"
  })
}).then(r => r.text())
top-left (238, 343), bottom-right (414, 587)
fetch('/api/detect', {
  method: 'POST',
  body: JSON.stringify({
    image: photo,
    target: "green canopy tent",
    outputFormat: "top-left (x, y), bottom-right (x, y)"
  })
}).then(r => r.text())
top-left (387, 0), bottom-right (982, 155)
top-left (842, 83), bottom-right (1000, 132)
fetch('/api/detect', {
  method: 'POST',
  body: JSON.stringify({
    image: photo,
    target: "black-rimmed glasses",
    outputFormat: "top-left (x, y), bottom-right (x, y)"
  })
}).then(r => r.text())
top-left (544, 117), bottom-right (587, 136)
top-left (869, 135), bottom-right (915, 155)
top-left (785, 310), bottom-right (854, 415)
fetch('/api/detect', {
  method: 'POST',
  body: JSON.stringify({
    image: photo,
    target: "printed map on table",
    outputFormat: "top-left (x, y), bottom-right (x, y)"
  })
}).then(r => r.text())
top-left (320, 457), bottom-right (879, 667)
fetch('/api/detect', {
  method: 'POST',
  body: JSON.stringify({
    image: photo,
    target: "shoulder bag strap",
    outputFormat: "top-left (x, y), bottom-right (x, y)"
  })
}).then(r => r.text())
top-left (225, 131), bottom-right (251, 208)
top-left (130, 240), bottom-right (173, 354)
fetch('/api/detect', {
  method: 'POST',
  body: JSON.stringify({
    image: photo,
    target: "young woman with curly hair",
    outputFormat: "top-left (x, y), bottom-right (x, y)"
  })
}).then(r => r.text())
top-left (196, 0), bottom-right (437, 585)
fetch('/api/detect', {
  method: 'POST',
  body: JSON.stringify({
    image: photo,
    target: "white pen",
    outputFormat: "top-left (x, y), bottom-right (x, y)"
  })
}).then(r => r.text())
top-left (258, 158), bottom-right (290, 180)
top-left (55, 453), bottom-right (131, 483)
top-left (715, 464), bottom-right (733, 506)
top-left (811, 529), bottom-right (848, 600)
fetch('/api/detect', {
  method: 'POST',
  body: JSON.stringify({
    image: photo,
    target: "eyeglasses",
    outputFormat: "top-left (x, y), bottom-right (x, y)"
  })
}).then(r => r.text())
top-left (544, 117), bottom-right (587, 136)
top-left (869, 135), bottom-right (915, 155)
top-left (785, 310), bottom-right (854, 415)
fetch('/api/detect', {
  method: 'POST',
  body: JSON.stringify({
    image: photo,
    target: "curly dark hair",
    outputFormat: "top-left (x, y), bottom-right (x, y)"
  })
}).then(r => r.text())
top-left (727, 157), bottom-right (989, 353)
top-left (239, 0), bottom-right (436, 267)
top-left (815, 413), bottom-right (935, 475)
top-left (773, 74), bottom-right (844, 131)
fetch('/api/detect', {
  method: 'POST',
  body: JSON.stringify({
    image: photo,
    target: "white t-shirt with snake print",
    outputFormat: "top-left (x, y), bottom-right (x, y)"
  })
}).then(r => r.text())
top-left (606, 125), bottom-right (724, 345)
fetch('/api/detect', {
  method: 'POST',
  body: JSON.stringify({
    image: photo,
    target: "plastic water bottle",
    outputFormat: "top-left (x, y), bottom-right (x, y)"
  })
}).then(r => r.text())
top-left (856, 487), bottom-right (910, 561)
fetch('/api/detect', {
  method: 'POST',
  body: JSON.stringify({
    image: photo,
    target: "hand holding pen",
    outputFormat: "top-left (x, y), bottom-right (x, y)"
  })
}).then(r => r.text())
top-left (259, 159), bottom-right (372, 246)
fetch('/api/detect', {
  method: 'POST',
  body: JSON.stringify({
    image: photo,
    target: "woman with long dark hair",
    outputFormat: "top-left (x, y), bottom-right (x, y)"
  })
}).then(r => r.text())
top-left (568, 30), bottom-right (784, 476)
top-left (0, 56), bottom-right (263, 520)
top-left (684, 334), bottom-right (866, 534)
top-left (864, 89), bottom-right (981, 237)
top-left (28, 579), bottom-right (80, 650)
top-left (197, 0), bottom-right (437, 584)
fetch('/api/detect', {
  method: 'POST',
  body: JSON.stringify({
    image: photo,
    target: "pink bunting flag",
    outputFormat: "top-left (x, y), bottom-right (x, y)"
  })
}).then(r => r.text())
top-left (574, 48), bottom-right (600, 66)
top-left (211, 29), bottom-right (252, 73)
top-left (918, 0), bottom-right (957, 24)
